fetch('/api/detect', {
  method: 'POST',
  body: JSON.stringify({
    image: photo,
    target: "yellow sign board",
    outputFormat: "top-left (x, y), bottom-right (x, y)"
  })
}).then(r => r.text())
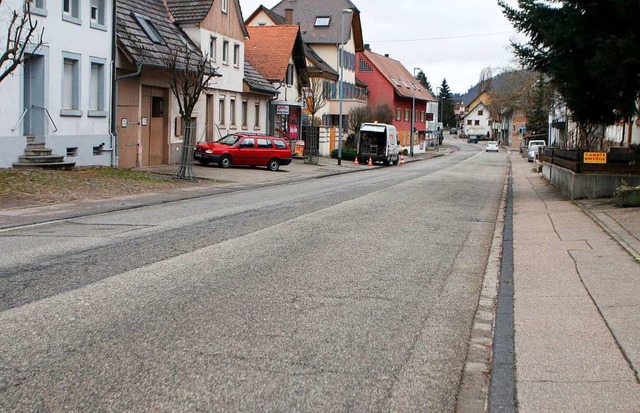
top-left (583, 152), bottom-right (607, 164)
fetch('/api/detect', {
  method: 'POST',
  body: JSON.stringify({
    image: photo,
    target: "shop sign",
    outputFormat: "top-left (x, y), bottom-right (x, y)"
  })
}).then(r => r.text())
top-left (583, 152), bottom-right (607, 164)
top-left (276, 105), bottom-right (289, 115)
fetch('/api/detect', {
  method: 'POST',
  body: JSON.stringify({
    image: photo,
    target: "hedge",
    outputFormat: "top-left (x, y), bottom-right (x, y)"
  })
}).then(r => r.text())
top-left (330, 149), bottom-right (357, 161)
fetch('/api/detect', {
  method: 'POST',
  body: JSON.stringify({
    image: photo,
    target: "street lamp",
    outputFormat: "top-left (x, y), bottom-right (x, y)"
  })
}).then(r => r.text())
top-left (337, 7), bottom-right (353, 166)
top-left (411, 68), bottom-right (418, 157)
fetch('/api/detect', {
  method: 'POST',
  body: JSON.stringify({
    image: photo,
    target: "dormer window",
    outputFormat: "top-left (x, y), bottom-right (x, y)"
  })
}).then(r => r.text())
top-left (315, 16), bottom-right (331, 27)
top-left (132, 13), bottom-right (165, 45)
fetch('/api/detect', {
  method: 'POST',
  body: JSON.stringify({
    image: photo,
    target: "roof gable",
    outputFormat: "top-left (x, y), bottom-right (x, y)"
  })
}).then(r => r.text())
top-left (270, 0), bottom-right (364, 51)
top-left (166, 0), bottom-right (249, 38)
top-left (245, 5), bottom-right (285, 26)
top-left (361, 50), bottom-right (435, 102)
top-left (245, 25), bottom-right (304, 81)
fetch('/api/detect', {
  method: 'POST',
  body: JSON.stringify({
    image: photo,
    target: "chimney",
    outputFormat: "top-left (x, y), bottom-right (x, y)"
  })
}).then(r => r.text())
top-left (364, 44), bottom-right (370, 51)
top-left (285, 8), bottom-right (293, 24)
top-left (384, 53), bottom-right (389, 58)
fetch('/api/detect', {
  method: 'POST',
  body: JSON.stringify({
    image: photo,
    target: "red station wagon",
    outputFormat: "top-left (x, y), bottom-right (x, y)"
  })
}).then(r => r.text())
top-left (193, 133), bottom-right (292, 171)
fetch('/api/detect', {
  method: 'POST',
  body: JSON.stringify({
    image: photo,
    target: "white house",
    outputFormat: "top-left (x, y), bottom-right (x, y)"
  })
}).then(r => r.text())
top-left (462, 103), bottom-right (492, 139)
top-left (165, 0), bottom-right (276, 143)
top-left (0, 0), bottom-right (114, 168)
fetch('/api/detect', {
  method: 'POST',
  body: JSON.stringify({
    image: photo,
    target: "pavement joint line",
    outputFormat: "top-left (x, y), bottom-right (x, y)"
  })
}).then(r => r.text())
top-left (574, 201), bottom-right (640, 263)
top-left (455, 156), bottom-right (509, 413)
top-left (567, 250), bottom-right (640, 385)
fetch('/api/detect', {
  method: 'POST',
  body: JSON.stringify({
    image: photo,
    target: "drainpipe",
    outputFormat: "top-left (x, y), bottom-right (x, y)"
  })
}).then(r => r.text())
top-left (111, 61), bottom-right (142, 167)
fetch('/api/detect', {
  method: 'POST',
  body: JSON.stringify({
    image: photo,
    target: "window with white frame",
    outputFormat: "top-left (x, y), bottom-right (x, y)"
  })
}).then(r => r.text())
top-left (254, 101), bottom-right (260, 128)
top-left (89, 59), bottom-right (106, 115)
top-left (315, 16), bottom-right (330, 27)
top-left (222, 40), bottom-right (229, 64)
top-left (27, 0), bottom-right (47, 16)
top-left (230, 98), bottom-right (236, 126)
top-left (219, 97), bottom-right (225, 125)
top-left (61, 53), bottom-right (81, 115)
top-left (396, 108), bottom-right (401, 121)
top-left (242, 100), bottom-right (248, 128)
top-left (222, 0), bottom-right (228, 13)
top-left (209, 36), bottom-right (217, 61)
top-left (233, 44), bottom-right (240, 67)
top-left (90, 0), bottom-right (106, 29)
top-left (404, 109), bottom-right (410, 122)
top-left (63, 0), bottom-right (81, 24)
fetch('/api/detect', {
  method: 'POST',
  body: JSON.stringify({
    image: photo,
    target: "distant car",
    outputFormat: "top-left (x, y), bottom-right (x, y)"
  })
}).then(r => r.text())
top-left (528, 139), bottom-right (546, 149)
top-left (194, 133), bottom-right (292, 171)
top-left (467, 136), bottom-right (479, 144)
top-left (528, 145), bottom-right (542, 162)
top-left (485, 141), bottom-right (499, 152)
top-left (450, 127), bottom-right (457, 135)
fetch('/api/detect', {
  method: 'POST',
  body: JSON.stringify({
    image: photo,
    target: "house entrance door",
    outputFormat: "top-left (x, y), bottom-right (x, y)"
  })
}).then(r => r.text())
top-left (23, 55), bottom-right (46, 137)
top-left (141, 86), bottom-right (168, 166)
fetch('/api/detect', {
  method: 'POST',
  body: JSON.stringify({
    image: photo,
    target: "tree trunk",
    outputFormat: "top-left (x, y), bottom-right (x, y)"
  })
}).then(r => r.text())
top-left (173, 118), bottom-right (197, 180)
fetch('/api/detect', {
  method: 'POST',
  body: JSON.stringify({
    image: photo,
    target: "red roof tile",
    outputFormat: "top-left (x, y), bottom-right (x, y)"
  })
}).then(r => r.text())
top-left (363, 50), bottom-right (435, 102)
top-left (245, 25), bottom-right (300, 81)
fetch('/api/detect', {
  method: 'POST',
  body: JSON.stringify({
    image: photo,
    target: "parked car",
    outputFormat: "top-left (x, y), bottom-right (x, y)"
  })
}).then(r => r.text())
top-left (528, 146), bottom-right (541, 162)
top-left (528, 139), bottom-right (546, 149)
top-left (467, 136), bottom-right (479, 144)
top-left (450, 127), bottom-right (457, 135)
top-left (485, 141), bottom-right (499, 152)
top-left (194, 133), bottom-right (292, 171)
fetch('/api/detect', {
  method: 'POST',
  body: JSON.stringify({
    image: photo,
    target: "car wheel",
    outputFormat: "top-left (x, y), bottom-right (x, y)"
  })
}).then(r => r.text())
top-left (219, 155), bottom-right (231, 168)
top-left (267, 158), bottom-right (280, 171)
top-left (383, 157), bottom-right (390, 166)
top-left (198, 160), bottom-right (210, 166)
top-left (393, 155), bottom-right (400, 165)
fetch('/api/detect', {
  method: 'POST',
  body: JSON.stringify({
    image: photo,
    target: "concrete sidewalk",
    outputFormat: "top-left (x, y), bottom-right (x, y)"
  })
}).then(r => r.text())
top-left (511, 153), bottom-right (640, 411)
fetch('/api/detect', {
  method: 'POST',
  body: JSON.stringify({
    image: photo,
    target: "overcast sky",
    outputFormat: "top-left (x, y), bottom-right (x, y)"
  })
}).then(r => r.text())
top-left (239, 0), bottom-right (523, 94)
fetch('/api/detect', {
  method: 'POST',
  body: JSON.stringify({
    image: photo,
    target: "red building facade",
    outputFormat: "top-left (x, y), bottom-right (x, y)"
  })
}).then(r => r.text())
top-left (356, 47), bottom-right (435, 147)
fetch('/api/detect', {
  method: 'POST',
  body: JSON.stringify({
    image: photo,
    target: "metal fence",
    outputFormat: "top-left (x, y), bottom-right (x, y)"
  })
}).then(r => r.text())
top-left (302, 126), bottom-right (320, 165)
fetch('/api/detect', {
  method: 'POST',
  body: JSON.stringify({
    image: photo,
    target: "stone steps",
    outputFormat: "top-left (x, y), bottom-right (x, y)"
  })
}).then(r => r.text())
top-left (13, 137), bottom-right (76, 170)
top-left (13, 162), bottom-right (76, 170)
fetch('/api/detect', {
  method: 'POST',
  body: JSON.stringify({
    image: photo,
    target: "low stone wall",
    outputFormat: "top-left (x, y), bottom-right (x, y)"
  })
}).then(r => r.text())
top-left (542, 162), bottom-right (640, 199)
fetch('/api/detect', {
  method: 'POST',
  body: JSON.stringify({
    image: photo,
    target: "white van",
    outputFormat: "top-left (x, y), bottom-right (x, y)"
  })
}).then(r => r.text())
top-left (357, 123), bottom-right (401, 166)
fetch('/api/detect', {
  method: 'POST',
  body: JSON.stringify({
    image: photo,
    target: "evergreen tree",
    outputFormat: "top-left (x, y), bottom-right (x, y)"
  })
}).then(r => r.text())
top-left (500, 0), bottom-right (640, 132)
top-left (415, 69), bottom-right (432, 94)
top-left (438, 79), bottom-right (456, 128)
top-left (526, 79), bottom-right (550, 138)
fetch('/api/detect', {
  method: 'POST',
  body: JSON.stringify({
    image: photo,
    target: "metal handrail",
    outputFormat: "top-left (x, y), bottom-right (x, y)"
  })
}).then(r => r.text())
top-left (31, 104), bottom-right (58, 133)
top-left (11, 107), bottom-right (28, 132)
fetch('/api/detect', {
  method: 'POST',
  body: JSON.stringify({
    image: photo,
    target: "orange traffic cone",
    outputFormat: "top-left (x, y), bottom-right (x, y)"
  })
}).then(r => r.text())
top-left (354, 157), bottom-right (359, 165)
top-left (367, 157), bottom-right (373, 166)
top-left (400, 155), bottom-right (405, 165)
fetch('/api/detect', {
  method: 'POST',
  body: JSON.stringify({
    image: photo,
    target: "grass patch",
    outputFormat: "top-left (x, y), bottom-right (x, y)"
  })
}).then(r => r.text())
top-left (0, 167), bottom-right (209, 207)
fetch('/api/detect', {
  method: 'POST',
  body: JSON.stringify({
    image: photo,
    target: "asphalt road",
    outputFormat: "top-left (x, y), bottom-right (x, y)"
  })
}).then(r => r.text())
top-left (0, 139), bottom-right (508, 411)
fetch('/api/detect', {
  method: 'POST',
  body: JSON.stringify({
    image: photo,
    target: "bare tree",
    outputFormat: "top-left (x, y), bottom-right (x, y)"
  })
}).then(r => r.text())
top-left (161, 44), bottom-right (217, 180)
top-left (478, 66), bottom-right (493, 92)
top-left (490, 69), bottom-right (538, 116)
top-left (0, 0), bottom-right (43, 84)
top-left (305, 77), bottom-right (329, 127)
